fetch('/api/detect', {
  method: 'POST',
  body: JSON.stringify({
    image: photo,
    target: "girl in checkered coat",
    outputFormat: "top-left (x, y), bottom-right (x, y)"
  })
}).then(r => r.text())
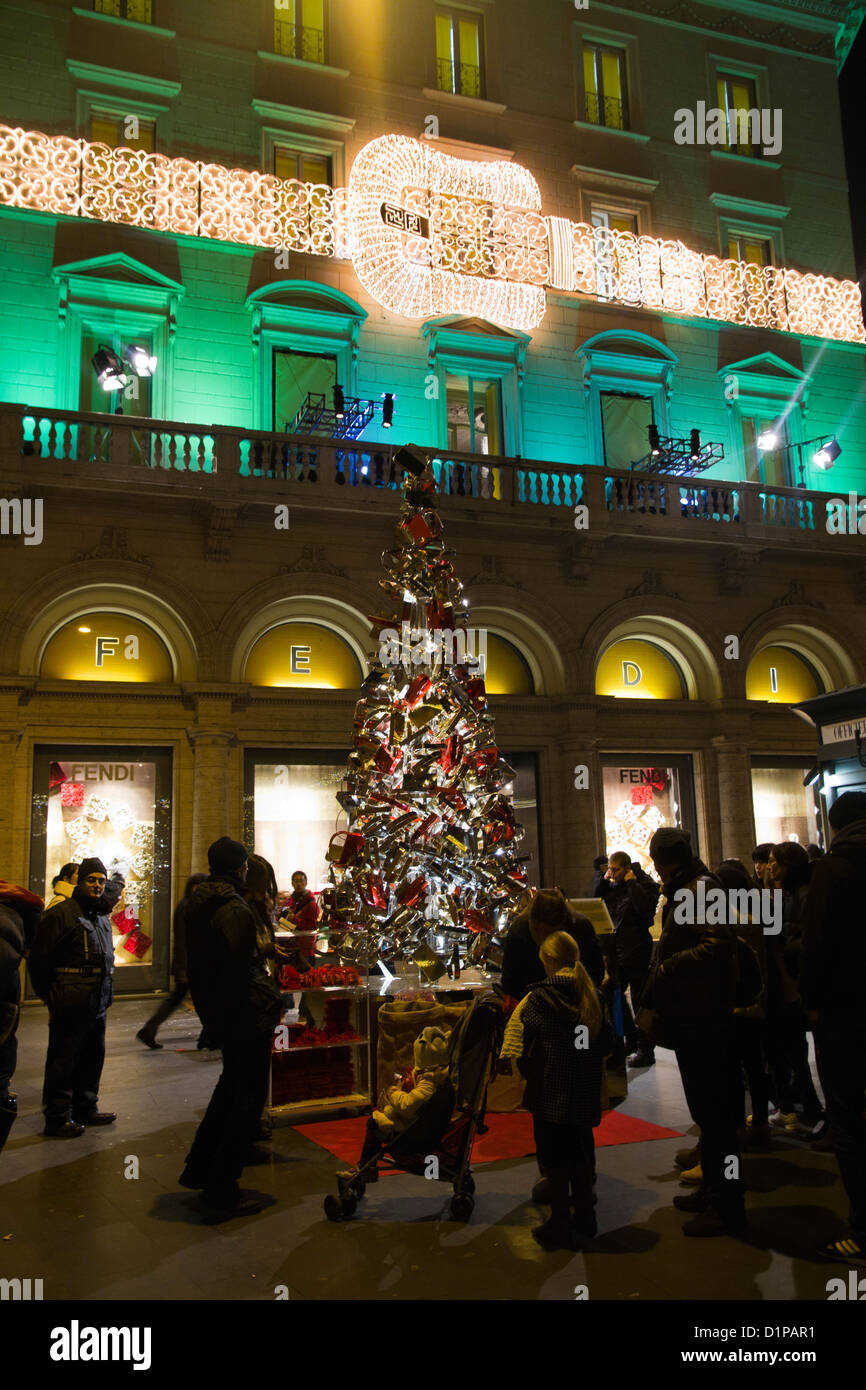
top-left (502, 930), bottom-right (607, 1250)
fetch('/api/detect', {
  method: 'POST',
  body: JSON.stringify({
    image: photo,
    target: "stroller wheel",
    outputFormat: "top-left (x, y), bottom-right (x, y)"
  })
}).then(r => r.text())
top-left (449, 1193), bottom-right (474, 1223)
top-left (464, 1175), bottom-right (476, 1196)
top-left (325, 1191), bottom-right (357, 1221)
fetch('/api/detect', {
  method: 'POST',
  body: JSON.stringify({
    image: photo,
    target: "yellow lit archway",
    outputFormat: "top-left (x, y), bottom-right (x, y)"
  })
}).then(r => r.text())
top-left (596, 638), bottom-right (685, 699)
top-left (40, 613), bottom-right (173, 683)
top-left (484, 633), bottom-right (534, 695)
top-left (244, 622), bottom-right (361, 688)
top-left (746, 645), bottom-right (821, 703)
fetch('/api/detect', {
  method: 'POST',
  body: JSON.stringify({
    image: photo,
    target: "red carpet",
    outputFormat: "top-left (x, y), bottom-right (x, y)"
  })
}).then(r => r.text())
top-left (294, 1109), bottom-right (681, 1172)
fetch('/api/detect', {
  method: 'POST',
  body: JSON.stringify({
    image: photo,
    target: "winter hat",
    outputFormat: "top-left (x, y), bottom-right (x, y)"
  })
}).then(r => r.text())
top-left (207, 837), bottom-right (249, 874)
top-left (648, 827), bottom-right (692, 868)
top-left (78, 857), bottom-right (108, 881)
top-left (829, 791), bottom-right (866, 830)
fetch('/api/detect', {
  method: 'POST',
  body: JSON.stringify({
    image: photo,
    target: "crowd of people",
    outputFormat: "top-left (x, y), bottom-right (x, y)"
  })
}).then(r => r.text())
top-left (493, 792), bottom-right (866, 1260)
top-left (0, 795), bottom-right (864, 1263)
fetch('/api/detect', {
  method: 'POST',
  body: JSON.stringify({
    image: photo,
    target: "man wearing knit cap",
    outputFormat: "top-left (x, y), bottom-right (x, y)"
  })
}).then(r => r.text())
top-left (30, 856), bottom-right (123, 1137)
top-left (181, 836), bottom-right (281, 1219)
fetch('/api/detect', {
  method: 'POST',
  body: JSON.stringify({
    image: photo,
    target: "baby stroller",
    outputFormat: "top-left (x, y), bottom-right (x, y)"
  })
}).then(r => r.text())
top-left (324, 989), bottom-right (504, 1223)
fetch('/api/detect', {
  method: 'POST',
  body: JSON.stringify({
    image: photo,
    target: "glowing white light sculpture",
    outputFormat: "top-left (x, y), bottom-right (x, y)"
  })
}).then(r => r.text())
top-left (0, 124), bottom-right (863, 342)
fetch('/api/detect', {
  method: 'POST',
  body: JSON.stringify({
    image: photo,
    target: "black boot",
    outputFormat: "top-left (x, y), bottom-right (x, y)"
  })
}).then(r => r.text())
top-left (532, 1168), bottom-right (576, 1249)
top-left (0, 1097), bottom-right (17, 1154)
top-left (569, 1161), bottom-right (597, 1239)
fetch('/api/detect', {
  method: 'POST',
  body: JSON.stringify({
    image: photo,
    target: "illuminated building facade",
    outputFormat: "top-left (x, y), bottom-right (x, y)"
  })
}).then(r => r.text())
top-left (1, 0), bottom-right (865, 990)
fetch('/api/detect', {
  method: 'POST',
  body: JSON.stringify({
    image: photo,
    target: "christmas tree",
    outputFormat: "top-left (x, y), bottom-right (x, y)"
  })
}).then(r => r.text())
top-left (319, 445), bottom-right (527, 975)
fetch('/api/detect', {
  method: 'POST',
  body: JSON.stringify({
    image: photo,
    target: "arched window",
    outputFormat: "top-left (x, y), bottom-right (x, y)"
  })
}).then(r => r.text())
top-left (244, 621), bottom-right (361, 688)
top-left (745, 645), bottom-right (821, 703)
top-left (40, 612), bottom-right (173, 683)
top-left (484, 633), bottom-right (534, 695)
top-left (596, 638), bottom-right (686, 699)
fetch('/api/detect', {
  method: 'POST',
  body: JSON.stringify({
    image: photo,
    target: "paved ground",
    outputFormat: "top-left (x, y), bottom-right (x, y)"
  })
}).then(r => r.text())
top-left (0, 999), bottom-right (848, 1302)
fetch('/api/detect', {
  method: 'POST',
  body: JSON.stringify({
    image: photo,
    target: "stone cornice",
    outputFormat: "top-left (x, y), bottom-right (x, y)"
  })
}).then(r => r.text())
top-left (589, 0), bottom-right (839, 59)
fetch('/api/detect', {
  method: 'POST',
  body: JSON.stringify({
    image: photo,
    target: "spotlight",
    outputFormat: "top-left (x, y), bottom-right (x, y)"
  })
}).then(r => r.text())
top-left (689, 429), bottom-right (701, 462)
top-left (382, 392), bottom-right (395, 428)
top-left (803, 764), bottom-right (821, 788)
top-left (124, 345), bottom-right (157, 378)
top-left (333, 383), bottom-right (345, 420)
top-left (393, 443), bottom-right (427, 476)
top-left (77, 625), bottom-right (91, 633)
top-left (648, 424), bottom-right (661, 456)
top-left (91, 345), bottom-right (127, 392)
top-left (757, 429), bottom-right (779, 452)
top-left (813, 438), bottom-right (841, 470)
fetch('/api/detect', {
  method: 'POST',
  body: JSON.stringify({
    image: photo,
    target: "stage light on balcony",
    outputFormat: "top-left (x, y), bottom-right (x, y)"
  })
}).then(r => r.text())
top-left (689, 429), bottom-right (701, 461)
top-left (382, 392), bottom-right (395, 428)
top-left (648, 424), bottom-right (661, 456)
top-left (124, 345), bottom-right (157, 378)
top-left (333, 384), bottom-right (345, 420)
top-left (92, 345), bottom-right (128, 392)
top-left (757, 429), bottom-right (779, 452)
top-left (813, 438), bottom-right (841, 469)
top-left (803, 764), bottom-right (822, 788)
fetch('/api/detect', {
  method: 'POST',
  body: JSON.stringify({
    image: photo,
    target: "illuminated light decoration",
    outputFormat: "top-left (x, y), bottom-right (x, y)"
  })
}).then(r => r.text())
top-left (0, 125), bottom-right (863, 342)
top-left (347, 134), bottom-right (547, 330)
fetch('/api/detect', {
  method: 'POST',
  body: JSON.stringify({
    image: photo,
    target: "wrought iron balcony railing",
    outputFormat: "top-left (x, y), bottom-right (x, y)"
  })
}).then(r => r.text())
top-left (583, 93), bottom-right (629, 130)
top-left (437, 58), bottom-right (483, 99)
top-left (274, 20), bottom-right (325, 63)
top-left (95, 0), bottom-right (153, 22)
top-left (0, 403), bottom-right (853, 551)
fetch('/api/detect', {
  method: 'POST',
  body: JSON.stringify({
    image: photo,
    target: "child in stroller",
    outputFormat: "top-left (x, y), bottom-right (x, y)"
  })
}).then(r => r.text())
top-left (324, 990), bottom-right (503, 1222)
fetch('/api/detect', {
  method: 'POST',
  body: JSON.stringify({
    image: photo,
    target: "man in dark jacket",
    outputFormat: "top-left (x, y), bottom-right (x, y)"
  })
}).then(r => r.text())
top-left (648, 827), bottom-right (745, 1237)
top-left (0, 881), bottom-right (44, 1154)
top-left (29, 857), bottom-right (121, 1137)
top-left (800, 791), bottom-right (866, 1265)
top-left (598, 851), bottom-right (659, 1068)
top-left (501, 888), bottom-right (605, 1003)
top-left (180, 837), bottom-right (281, 1219)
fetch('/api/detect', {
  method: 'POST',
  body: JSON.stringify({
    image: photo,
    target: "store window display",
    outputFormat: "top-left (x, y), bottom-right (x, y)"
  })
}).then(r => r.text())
top-left (600, 756), bottom-right (697, 872)
top-left (30, 748), bottom-right (172, 991)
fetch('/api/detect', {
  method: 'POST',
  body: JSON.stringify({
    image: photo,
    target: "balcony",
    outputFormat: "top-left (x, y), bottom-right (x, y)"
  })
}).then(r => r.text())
top-left (274, 20), bottom-right (325, 63)
top-left (0, 402), bottom-right (853, 553)
top-left (437, 58), bottom-right (483, 99)
top-left (582, 93), bottom-right (629, 131)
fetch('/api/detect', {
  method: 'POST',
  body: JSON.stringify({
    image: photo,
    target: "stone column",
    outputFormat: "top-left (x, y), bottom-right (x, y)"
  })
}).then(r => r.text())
top-left (711, 737), bottom-right (756, 868)
top-left (551, 731), bottom-right (604, 896)
top-left (187, 730), bottom-right (237, 871)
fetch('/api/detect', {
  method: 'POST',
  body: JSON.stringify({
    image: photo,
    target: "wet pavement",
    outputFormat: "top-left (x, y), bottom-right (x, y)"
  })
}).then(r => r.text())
top-left (0, 1000), bottom-right (848, 1301)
